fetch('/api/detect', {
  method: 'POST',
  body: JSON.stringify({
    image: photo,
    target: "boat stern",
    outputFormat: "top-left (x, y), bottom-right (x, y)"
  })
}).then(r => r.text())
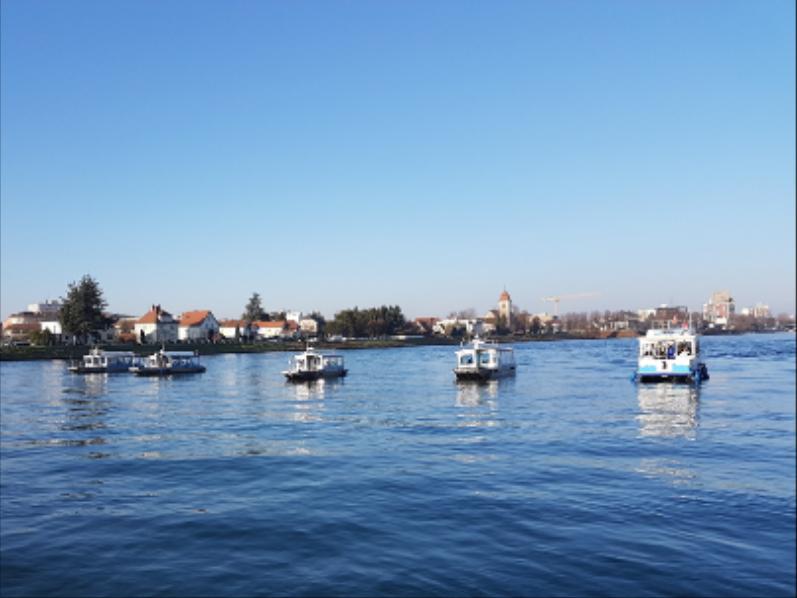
top-left (635, 358), bottom-right (707, 383)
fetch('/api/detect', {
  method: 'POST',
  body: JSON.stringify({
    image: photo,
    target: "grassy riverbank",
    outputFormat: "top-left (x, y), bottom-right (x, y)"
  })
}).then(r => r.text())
top-left (0, 337), bottom-right (459, 361)
top-left (0, 333), bottom-right (603, 362)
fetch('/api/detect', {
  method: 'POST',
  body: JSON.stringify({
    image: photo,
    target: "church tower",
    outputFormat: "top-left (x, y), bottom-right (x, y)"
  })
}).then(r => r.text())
top-left (498, 289), bottom-right (512, 327)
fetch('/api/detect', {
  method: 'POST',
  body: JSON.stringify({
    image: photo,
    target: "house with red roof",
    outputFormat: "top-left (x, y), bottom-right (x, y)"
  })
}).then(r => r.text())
top-left (134, 305), bottom-right (178, 343)
top-left (178, 310), bottom-right (219, 341)
top-left (252, 320), bottom-right (293, 340)
top-left (218, 319), bottom-right (253, 341)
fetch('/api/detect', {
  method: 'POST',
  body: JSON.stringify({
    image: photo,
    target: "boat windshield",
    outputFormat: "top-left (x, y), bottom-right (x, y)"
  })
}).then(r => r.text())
top-left (641, 340), bottom-right (694, 358)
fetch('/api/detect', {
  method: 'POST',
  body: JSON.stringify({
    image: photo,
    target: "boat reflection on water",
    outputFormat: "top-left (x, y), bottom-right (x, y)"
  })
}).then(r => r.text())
top-left (456, 379), bottom-right (500, 407)
top-left (452, 380), bottom-right (503, 460)
top-left (636, 383), bottom-right (700, 439)
top-left (69, 371), bottom-right (111, 398)
top-left (290, 378), bottom-right (344, 423)
top-left (291, 377), bottom-right (345, 400)
top-left (455, 376), bottom-right (517, 409)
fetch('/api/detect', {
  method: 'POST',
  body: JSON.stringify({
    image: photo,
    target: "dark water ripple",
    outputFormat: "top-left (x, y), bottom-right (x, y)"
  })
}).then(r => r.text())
top-left (1, 334), bottom-right (795, 596)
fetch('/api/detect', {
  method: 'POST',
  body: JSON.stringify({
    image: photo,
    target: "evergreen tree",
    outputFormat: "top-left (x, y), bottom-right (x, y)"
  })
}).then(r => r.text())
top-left (327, 305), bottom-right (406, 338)
top-left (242, 292), bottom-right (267, 323)
top-left (59, 275), bottom-right (109, 344)
top-left (29, 328), bottom-right (54, 346)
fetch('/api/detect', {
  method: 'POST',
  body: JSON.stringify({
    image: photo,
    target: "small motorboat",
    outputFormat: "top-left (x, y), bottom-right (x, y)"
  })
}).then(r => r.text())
top-left (129, 349), bottom-right (206, 376)
top-left (283, 346), bottom-right (347, 382)
top-left (634, 327), bottom-right (709, 383)
top-left (454, 337), bottom-right (516, 381)
top-left (69, 348), bottom-right (138, 374)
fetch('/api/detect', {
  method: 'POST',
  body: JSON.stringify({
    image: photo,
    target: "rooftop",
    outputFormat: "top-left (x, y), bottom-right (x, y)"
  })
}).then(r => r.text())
top-left (180, 310), bottom-right (213, 327)
top-left (136, 305), bottom-right (173, 324)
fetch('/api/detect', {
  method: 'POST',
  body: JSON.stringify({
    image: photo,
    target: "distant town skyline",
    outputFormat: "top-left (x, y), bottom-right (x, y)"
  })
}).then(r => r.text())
top-left (2, 1), bottom-right (795, 320)
top-left (2, 284), bottom-right (791, 324)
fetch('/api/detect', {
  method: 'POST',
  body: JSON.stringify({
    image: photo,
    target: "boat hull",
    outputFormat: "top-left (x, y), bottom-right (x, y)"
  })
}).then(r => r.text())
top-left (69, 364), bottom-right (134, 374)
top-left (454, 366), bottom-right (515, 382)
top-left (284, 369), bottom-right (347, 382)
top-left (635, 363), bottom-right (709, 384)
top-left (70, 366), bottom-right (108, 374)
top-left (131, 366), bottom-right (206, 376)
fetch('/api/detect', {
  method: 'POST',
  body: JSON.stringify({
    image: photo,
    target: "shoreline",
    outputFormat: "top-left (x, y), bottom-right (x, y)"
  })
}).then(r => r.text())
top-left (0, 329), bottom-right (787, 362)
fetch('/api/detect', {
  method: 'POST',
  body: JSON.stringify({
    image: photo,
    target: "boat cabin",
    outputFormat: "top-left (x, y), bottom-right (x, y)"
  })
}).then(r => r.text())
top-left (284, 347), bottom-right (347, 381)
top-left (636, 328), bottom-right (708, 383)
top-left (70, 348), bottom-right (137, 373)
top-left (290, 352), bottom-right (344, 373)
top-left (142, 350), bottom-right (202, 369)
top-left (639, 333), bottom-right (698, 360)
top-left (454, 338), bottom-right (516, 381)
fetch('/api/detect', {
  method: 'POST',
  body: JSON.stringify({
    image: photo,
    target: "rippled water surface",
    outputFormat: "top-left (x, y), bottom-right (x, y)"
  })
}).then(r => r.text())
top-left (1, 334), bottom-right (795, 596)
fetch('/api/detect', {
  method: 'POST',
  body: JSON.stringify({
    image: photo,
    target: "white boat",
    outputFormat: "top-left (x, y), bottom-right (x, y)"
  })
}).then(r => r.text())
top-left (454, 337), bottom-right (516, 381)
top-left (634, 328), bottom-right (709, 383)
top-left (283, 346), bottom-right (347, 382)
top-left (129, 349), bottom-right (206, 376)
top-left (68, 348), bottom-right (138, 374)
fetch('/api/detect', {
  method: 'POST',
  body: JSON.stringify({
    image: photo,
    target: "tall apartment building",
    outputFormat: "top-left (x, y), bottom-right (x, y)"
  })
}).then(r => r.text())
top-left (703, 291), bottom-right (735, 328)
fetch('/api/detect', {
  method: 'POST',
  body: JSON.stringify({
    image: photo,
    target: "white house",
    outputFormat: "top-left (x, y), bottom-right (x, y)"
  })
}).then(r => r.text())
top-left (253, 320), bottom-right (288, 339)
top-left (481, 311), bottom-right (499, 334)
top-left (299, 318), bottom-right (319, 336)
top-left (433, 318), bottom-right (484, 337)
top-left (134, 305), bottom-right (179, 343)
top-left (40, 321), bottom-right (63, 335)
top-left (178, 310), bottom-right (220, 341)
top-left (219, 319), bottom-right (253, 340)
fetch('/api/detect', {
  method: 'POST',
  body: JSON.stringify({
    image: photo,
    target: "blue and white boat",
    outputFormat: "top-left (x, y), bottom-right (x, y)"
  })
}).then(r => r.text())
top-left (129, 349), bottom-right (206, 376)
top-left (69, 348), bottom-right (138, 374)
top-left (634, 328), bottom-right (709, 383)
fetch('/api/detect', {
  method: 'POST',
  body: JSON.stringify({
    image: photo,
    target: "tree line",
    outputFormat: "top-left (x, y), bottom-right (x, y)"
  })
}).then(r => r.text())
top-left (242, 293), bottom-right (407, 338)
top-left (43, 279), bottom-right (407, 344)
top-left (325, 305), bottom-right (406, 338)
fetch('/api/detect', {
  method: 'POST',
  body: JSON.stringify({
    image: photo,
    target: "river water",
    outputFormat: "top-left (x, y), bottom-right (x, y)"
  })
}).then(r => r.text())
top-left (1, 333), bottom-right (795, 596)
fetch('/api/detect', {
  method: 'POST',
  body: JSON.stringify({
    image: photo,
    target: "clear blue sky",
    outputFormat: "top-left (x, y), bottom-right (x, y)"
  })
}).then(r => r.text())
top-left (2, 1), bottom-right (795, 320)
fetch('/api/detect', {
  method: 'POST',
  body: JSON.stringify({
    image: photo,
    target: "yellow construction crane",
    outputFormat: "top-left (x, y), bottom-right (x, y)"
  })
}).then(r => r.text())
top-left (541, 292), bottom-right (600, 317)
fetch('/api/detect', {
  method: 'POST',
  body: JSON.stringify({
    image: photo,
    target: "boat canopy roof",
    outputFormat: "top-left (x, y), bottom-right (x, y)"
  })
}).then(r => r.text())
top-left (643, 328), bottom-right (696, 341)
top-left (456, 339), bottom-right (513, 356)
top-left (295, 350), bottom-right (342, 359)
